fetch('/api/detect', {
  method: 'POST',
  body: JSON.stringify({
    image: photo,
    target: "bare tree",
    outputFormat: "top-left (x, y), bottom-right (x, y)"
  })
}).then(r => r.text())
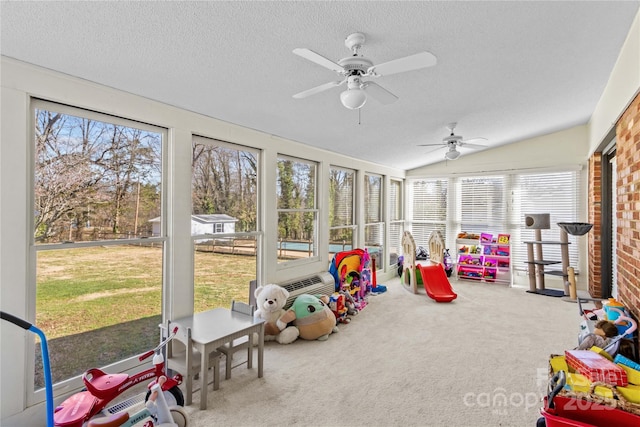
top-left (34, 109), bottom-right (161, 242)
top-left (192, 142), bottom-right (257, 232)
top-left (34, 112), bottom-right (101, 240)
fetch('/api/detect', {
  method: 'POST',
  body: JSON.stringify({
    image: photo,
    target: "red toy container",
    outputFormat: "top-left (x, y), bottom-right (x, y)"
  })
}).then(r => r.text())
top-left (540, 394), bottom-right (640, 427)
top-left (540, 370), bottom-right (640, 427)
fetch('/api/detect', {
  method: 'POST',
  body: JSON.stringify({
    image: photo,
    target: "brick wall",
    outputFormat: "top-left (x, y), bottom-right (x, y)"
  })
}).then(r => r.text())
top-left (588, 153), bottom-right (602, 298)
top-left (615, 92), bottom-right (640, 324)
top-left (590, 93), bottom-right (640, 357)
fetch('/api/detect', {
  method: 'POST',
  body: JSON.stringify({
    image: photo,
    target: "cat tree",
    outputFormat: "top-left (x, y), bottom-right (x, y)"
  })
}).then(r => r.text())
top-left (524, 213), bottom-right (592, 298)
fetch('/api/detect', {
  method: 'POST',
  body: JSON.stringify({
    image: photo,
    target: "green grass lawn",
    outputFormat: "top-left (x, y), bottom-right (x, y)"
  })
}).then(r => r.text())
top-left (34, 245), bottom-right (253, 388)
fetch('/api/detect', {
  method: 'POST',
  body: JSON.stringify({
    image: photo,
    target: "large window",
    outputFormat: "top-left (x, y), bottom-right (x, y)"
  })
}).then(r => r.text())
top-left (512, 171), bottom-right (580, 272)
top-left (191, 137), bottom-right (259, 312)
top-left (388, 179), bottom-right (403, 267)
top-left (32, 100), bottom-right (164, 391)
top-left (409, 171), bottom-right (581, 275)
top-left (364, 173), bottom-right (384, 270)
top-left (276, 156), bottom-right (318, 263)
top-left (458, 176), bottom-right (506, 235)
top-left (407, 178), bottom-right (448, 246)
top-left (329, 166), bottom-right (355, 256)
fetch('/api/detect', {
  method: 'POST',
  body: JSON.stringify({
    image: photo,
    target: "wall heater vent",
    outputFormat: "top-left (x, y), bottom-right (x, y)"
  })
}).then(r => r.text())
top-left (278, 272), bottom-right (335, 309)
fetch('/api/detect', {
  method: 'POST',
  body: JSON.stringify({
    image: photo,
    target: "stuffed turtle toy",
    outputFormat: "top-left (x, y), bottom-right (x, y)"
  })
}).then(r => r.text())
top-left (279, 294), bottom-right (339, 341)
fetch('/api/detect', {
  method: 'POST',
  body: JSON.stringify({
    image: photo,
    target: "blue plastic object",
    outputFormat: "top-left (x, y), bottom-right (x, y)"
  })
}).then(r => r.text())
top-left (371, 284), bottom-right (387, 293)
top-left (1, 311), bottom-right (54, 427)
top-left (614, 354), bottom-right (640, 371)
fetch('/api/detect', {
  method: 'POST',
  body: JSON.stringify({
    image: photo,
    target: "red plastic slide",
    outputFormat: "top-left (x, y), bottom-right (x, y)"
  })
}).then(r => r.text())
top-left (416, 264), bottom-right (457, 302)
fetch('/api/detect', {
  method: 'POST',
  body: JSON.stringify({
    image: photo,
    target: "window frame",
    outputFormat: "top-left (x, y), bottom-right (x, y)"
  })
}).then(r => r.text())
top-left (457, 175), bottom-right (507, 235)
top-left (190, 136), bottom-right (262, 311)
top-left (406, 178), bottom-right (449, 248)
top-left (191, 136), bottom-right (260, 233)
top-left (388, 178), bottom-right (404, 268)
top-left (512, 170), bottom-right (581, 273)
top-left (408, 169), bottom-right (582, 280)
top-left (28, 98), bottom-right (167, 404)
top-left (364, 173), bottom-right (384, 271)
top-left (601, 141), bottom-right (616, 298)
top-left (329, 165), bottom-right (356, 256)
top-left (275, 154), bottom-right (319, 266)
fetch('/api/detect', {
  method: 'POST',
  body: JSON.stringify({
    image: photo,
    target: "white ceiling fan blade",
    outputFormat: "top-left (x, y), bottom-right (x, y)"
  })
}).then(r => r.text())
top-left (459, 142), bottom-right (487, 149)
top-left (461, 137), bottom-right (488, 144)
top-left (293, 79), bottom-right (346, 99)
top-left (362, 81), bottom-right (398, 105)
top-left (418, 143), bottom-right (447, 147)
top-left (293, 48), bottom-right (345, 73)
top-left (367, 51), bottom-right (437, 76)
top-left (459, 137), bottom-right (488, 149)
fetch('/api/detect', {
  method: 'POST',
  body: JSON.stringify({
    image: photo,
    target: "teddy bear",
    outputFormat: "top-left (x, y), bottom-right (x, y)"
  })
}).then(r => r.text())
top-left (278, 294), bottom-right (339, 341)
top-left (253, 284), bottom-right (299, 344)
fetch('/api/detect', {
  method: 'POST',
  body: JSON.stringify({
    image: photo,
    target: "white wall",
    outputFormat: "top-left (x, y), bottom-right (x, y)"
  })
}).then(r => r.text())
top-left (0, 56), bottom-right (404, 421)
top-left (589, 11), bottom-right (640, 153)
top-left (1, 81), bottom-right (31, 424)
top-left (407, 125), bottom-right (590, 177)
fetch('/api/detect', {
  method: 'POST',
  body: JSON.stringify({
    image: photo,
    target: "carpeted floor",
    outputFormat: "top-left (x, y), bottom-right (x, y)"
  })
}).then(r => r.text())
top-left (181, 275), bottom-right (579, 427)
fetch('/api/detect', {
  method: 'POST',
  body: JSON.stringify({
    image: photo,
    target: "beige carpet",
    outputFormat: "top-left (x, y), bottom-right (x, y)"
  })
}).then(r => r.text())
top-left (181, 276), bottom-right (579, 427)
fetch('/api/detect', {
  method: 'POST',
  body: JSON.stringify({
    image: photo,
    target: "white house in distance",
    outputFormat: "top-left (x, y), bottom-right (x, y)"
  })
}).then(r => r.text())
top-left (150, 214), bottom-right (238, 237)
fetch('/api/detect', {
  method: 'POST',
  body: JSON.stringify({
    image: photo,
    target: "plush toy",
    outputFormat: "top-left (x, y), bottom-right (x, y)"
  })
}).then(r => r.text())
top-left (339, 290), bottom-right (359, 317)
top-left (360, 248), bottom-right (372, 295)
top-left (253, 284), bottom-right (299, 344)
top-left (279, 294), bottom-right (339, 341)
top-left (329, 293), bottom-right (350, 324)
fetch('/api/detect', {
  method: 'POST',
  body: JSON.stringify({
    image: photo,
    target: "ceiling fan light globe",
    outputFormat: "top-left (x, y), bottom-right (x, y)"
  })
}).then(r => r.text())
top-left (340, 89), bottom-right (367, 109)
top-left (445, 149), bottom-right (461, 160)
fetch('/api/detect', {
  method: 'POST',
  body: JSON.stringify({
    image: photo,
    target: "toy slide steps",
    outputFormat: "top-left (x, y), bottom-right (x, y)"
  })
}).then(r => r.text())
top-left (416, 264), bottom-right (457, 303)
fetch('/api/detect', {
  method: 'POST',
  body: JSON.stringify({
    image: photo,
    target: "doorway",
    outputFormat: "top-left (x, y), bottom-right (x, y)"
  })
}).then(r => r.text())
top-left (601, 141), bottom-right (616, 298)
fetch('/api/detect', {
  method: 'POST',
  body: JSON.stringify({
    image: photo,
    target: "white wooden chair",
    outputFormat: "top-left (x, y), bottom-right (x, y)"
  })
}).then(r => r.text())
top-left (166, 319), bottom-right (222, 406)
top-left (217, 300), bottom-right (255, 380)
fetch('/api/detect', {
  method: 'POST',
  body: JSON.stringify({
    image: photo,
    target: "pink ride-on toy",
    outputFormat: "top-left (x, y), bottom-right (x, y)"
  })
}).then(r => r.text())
top-left (54, 327), bottom-right (185, 427)
top-left (86, 376), bottom-right (188, 427)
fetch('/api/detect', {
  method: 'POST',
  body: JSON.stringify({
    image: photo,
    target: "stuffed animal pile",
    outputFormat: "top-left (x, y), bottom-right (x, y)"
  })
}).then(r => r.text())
top-left (253, 286), bottom-right (343, 344)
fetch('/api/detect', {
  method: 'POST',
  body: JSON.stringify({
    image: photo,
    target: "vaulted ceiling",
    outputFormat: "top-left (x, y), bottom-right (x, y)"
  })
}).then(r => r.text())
top-left (2, 1), bottom-right (638, 170)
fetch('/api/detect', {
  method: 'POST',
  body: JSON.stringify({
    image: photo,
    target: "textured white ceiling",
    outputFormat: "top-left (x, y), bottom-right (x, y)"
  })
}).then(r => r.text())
top-left (2, 1), bottom-right (638, 170)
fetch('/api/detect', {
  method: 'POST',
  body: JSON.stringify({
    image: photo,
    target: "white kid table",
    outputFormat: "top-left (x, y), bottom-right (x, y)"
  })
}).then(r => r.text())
top-left (172, 307), bottom-right (265, 410)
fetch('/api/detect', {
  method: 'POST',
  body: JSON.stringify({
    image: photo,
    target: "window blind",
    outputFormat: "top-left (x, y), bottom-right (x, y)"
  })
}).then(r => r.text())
top-left (364, 174), bottom-right (382, 223)
top-left (389, 180), bottom-right (402, 221)
top-left (512, 171), bottom-right (580, 271)
top-left (329, 167), bottom-right (354, 227)
top-left (409, 170), bottom-right (581, 274)
top-left (408, 179), bottom-right (448, 245)
top-left (388, 179), bottom-right (403, 266)
top-left (459, 176), bottom-right (506, 236)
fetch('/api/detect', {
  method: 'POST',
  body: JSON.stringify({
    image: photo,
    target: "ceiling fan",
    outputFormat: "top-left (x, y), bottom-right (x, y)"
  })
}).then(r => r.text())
top-left (292, 32), bottom-right (437, 110)
top-left (419, 123), bottom-right (487, 160)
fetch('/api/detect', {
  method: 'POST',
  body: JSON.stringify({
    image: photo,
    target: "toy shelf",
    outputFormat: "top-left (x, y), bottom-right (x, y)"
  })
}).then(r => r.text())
top-left (456, 234), bottom-right (511, 285)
